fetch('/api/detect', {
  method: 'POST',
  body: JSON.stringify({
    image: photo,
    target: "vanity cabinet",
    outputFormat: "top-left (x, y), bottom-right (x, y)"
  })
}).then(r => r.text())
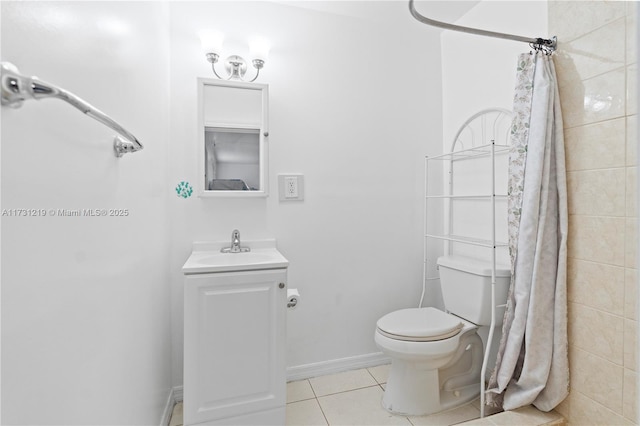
top-left (183, 268), bottom-right (287, 425)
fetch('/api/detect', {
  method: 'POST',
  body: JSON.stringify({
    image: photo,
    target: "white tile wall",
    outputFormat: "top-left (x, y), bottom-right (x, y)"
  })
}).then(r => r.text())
top-left (549, 1), bottom-right (638, 423)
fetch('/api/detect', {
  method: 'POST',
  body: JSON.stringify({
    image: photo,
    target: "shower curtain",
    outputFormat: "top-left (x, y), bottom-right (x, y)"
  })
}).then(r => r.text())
top-left (486, 52), bottom-right (569, 412)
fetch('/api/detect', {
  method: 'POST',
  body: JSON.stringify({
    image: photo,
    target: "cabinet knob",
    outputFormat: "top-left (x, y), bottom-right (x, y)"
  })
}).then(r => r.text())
top-left (279, 282), bottom-right (285, 289)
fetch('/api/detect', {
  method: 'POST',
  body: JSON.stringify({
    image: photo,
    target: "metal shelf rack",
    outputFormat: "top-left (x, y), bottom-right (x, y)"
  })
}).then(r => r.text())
top-left (423, 108), bottom-right (512, 418)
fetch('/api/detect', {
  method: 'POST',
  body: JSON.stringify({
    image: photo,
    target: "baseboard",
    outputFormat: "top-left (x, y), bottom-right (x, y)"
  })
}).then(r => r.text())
top-left (160, 388), bottom-right (175, 426)
top-left (286, 352), bottom-right (390, 382)
top-left (173, 385), bottom-right (184, 402)
top-left (160, 386), bottom-right (184, 426)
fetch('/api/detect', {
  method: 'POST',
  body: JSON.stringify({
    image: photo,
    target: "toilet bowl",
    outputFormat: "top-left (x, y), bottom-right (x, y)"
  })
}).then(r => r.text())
top-left (375, 307), bottom-right (483, 416)
top-left (374, 255), bottom-right (510, 416)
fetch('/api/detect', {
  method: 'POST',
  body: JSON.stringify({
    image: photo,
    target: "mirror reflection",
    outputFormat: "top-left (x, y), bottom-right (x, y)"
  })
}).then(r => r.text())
top-left (205, 127), bottom-right (260, 191)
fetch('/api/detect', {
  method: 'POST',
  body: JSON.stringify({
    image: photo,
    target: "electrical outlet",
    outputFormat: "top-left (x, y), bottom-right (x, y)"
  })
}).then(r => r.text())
top-left (278, 174), bottom-right (304, 201)
top-left (285, 176), bottom-right (298, 198)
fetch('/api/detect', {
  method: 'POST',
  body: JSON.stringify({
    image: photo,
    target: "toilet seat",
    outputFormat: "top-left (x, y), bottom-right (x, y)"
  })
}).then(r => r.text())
top-left (376, 307), bottom-right (464, 342)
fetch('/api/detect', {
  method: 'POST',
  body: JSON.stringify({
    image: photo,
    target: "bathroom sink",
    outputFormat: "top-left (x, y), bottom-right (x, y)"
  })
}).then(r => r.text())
top-left (182, 240), bottom-right (289, 274)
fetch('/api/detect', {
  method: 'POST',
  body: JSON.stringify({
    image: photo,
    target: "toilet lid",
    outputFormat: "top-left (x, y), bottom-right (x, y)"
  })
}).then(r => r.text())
top-left (376, 307), bottom-right (464, 342)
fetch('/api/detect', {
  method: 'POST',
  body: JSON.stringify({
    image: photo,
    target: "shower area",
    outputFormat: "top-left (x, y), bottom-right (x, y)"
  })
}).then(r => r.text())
top-left (441, 1), bottom-right (638, 424)
top-left (0, 1), bottom-right (637, 425)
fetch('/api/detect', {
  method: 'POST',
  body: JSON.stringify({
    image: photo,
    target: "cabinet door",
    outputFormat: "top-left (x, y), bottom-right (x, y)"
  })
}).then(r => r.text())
top-left (197, 78), bottom-right (269, 197)
top-left (184, 269), bottom-right (286, 425)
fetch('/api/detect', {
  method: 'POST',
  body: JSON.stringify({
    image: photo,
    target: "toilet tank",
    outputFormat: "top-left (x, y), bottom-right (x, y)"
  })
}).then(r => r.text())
top-left (437, 255), bottom-right (511, 326)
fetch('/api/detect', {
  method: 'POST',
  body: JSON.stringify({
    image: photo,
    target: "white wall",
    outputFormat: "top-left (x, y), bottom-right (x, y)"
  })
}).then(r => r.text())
top-left (168, 1), bottom-right (443, 385)
top-left (442, 1), bottom-right (548, 143)
top-left (1, 2), bottom-right (172, 424)
top-left (0, 0), bottom-right (450, 419)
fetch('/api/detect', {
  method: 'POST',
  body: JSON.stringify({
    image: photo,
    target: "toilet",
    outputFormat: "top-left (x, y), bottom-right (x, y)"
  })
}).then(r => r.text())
top-left (374, 255), bottom-right (510, 416)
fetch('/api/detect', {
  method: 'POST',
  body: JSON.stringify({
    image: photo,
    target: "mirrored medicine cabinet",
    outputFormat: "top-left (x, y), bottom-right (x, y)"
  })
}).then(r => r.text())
top-left (197, 78), bottom-right (269, 197)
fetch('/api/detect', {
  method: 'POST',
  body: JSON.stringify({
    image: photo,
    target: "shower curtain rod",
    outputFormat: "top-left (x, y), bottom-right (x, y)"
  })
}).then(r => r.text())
top-left (409, 0), bottom-right (556, 52)
top-left (0, 61), bottom-right (143, 157)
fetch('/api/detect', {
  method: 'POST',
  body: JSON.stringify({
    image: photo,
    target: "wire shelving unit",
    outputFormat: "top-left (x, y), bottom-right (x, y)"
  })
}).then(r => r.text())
top-left (423, 108), bottom-right (513, 418)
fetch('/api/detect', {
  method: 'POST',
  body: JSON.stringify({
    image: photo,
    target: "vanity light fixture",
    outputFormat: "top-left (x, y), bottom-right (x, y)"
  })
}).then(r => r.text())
top-left (199, 31), bottom-right (269, 82)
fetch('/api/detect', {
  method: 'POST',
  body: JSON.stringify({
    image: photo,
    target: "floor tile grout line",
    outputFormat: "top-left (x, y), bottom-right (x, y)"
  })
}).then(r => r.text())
top-left (365, 367), bottom-right (380, 385)
top-left (366, 365), bottom-right (390, 386)
top-left (314, 383), bottom-right (383, 399)
top-left (406, 415), bottom-right (416, 426)
top-left (287, 379), bottom-right (318, 405)
top-left (310, 380), bottom-right (332, 425)
top-left (286, 396), bottom-right (317, 405)
top-left (314, 395), bottom-right (330, 426)
top-left (306, 378), bottom-right (330, 426)
top-left (308, 378), bottom-right (320, 399)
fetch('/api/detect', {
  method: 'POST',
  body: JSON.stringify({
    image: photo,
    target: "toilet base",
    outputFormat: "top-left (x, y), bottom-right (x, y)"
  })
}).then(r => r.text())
top-left (382, 362), bottom-right (442, 415)
top-left (380, 331), bottom-right (483, 416)
top-left (381, 362), bottom-right (481, 416)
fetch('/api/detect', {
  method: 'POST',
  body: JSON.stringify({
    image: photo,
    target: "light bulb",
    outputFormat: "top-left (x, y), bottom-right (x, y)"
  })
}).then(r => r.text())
top-left (199, 30), bottom-right (224, 56)
top-left (249, 37), bottom-right (270, 62)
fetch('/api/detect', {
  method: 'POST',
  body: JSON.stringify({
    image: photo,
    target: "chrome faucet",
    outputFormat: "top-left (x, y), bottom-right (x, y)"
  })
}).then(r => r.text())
top-left (221, 229), bottom-right (250, 253)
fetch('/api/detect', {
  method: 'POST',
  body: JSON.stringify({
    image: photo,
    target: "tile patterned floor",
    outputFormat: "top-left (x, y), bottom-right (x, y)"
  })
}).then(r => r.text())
top-left (168, 400), bottom-right (183, 426)
top-left (286, 365), bottom-right (483, 426)
top-left (459, 405), bottom-right (565, 426)
top-left (169, 364), bottom-right (565, 426)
